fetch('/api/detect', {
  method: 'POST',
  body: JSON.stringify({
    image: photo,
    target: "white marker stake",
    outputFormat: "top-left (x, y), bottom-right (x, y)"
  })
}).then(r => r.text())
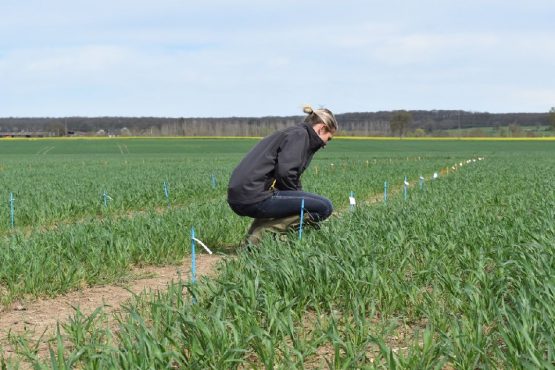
top-left (349, 191), bottom-right (356, 211)
top-left (432, 172), bottom-right (439, 189)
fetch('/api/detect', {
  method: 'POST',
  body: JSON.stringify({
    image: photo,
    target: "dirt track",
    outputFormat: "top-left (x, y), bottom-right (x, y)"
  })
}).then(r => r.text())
top-left (0, 253), bottom-right (222, 359)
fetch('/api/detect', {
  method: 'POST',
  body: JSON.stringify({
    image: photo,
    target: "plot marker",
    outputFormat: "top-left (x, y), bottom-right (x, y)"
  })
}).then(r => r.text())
top-left (349, 191), bottom-right (356, 211)
top-left (9, 192), bottom-right (15, 227)
top-left (163, 181), bottom-right (170, 207)
top-left (191, 227), bottom-right (196, 283)
top-left (299, 198), bottom-right (305, 240)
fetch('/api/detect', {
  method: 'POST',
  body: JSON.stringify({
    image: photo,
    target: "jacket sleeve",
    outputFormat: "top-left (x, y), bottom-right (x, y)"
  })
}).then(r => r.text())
top-left (274, 130), bottom-right (308, 191)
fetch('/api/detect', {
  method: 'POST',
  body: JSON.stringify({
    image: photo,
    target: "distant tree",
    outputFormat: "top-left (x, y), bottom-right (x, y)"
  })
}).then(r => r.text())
top-left (509, 123), bottom-right (523, 137)
top-left (46, 121), bottom-right (65, 136)
top-left (0, 109), bottom-right (552, 137)
top-left (389, 110), bottom-right (412, 137)
top-left (549, 107), bottom-right (555, 130)
top-left (412, 128), bottom-right (426, 137)
top-left (468, 128), bottom-right (486, 137)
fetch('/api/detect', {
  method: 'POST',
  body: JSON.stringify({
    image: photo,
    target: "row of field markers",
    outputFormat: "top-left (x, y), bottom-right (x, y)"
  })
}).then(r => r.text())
top-left (6, 158), bottom-right (483, 228)
top-left (5, 174), bottom-right (219, 227)
top-left (349, 157), bottom-right (484, 207)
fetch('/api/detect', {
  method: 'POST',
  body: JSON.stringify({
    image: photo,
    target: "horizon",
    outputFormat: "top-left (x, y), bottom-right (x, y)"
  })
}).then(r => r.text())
top-left (0, 108), bottom-right (551, 120)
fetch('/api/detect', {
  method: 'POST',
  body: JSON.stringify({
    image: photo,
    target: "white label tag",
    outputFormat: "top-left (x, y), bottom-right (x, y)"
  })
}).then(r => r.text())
top-left (192, 237), bottom-right (213, 254)
top-left (349, 196), bottom-right (356, 205)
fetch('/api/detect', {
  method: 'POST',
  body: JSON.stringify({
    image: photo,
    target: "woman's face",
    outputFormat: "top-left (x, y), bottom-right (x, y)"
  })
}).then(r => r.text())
top-left (315, 124), bottom-right (335, 145)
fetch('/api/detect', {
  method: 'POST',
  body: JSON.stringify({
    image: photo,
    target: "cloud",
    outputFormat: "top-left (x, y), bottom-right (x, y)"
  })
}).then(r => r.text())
top-left (1, 0), bottom-right (554, 116)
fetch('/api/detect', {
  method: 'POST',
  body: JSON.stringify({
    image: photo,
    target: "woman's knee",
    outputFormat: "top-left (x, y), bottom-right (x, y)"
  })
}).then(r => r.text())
top-left (309, 197), bottom-right (333, 221)
top-left (321, 198), bottom-right (333, 220)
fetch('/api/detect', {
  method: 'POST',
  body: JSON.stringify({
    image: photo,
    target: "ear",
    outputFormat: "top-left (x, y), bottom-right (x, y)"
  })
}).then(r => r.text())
top-left (313, 123), bottom-right (326, 132)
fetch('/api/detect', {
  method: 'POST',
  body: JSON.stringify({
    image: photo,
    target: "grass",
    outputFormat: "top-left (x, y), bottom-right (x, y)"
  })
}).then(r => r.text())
top-left (1, 138), bottom-right (554, 368)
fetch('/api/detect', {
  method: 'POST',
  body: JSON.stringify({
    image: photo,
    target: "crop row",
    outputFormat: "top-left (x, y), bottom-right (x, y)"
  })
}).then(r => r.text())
top-left (4, 152), bottom-right (554, 368)
top-left (1, 137), bottom-right (499, 233)
top-left (0, 153), bottom-right (457, 308)
top-left (0, 153), bottom-right (462, 233)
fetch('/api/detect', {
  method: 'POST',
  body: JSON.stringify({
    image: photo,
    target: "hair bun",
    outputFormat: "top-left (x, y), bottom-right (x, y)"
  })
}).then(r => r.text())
top-left (302, 105), bottom-right (314, 114)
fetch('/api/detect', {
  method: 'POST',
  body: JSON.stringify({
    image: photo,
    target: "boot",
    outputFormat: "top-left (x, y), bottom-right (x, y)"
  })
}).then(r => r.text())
top-left (244, 215), bottom-right (302, 246)
top-left (245, 218), bottom-right (272, 245)
top-left (267, 214), bottom-right (302, 233)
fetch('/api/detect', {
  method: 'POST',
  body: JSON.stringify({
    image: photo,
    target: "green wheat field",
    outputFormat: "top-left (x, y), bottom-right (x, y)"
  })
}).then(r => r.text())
top-left (1, 138), bottom-right (554, 368)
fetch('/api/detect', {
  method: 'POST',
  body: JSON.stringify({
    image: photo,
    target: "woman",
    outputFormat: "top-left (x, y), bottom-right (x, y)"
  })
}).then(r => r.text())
top-left (227, 105), bottom-right (338, 245)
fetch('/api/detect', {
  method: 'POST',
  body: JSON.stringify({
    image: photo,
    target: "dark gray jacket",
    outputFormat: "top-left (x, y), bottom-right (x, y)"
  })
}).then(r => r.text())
top-left (227, 123), bottom-right (325, 206)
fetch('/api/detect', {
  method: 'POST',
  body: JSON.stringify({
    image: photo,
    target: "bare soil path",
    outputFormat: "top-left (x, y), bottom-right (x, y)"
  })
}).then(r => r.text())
top-left (0, 253), bottom-right (223, 357)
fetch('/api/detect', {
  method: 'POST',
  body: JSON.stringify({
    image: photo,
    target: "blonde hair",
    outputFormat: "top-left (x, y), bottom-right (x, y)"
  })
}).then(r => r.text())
top-left (303, 105), bottom-right (338, 132)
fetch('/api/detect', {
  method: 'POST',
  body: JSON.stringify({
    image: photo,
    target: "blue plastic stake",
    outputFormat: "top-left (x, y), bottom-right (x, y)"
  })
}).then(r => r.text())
top-left (419, 176), bottom-right (424, 191)
top-left (299, 198), bottom-right (305, 240)
top-left (384, 181), bottom-right (388, 203)
top-left (404, 176), bottom-right (408, 201)
top-left (211, 174), bottom-right (217, 189)
top-left (191, 227), bottom-right (196, 283)
top-left (163, 181), bottom-right (170, 207)
top-left (103, 191), bottom-right (108, 207)
top-left (9, 192), bottom-right (14, 227)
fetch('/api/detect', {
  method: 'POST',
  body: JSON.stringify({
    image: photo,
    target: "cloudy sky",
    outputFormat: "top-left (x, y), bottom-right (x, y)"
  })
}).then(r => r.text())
top-left (1, 0), bottom-right (554, 117)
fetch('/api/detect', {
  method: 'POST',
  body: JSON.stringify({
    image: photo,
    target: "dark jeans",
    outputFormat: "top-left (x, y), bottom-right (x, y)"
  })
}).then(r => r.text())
top-left (229, 191), bottom-right (333, 222)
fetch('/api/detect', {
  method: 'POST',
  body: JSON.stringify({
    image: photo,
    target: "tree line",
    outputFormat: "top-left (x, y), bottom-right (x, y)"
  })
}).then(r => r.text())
top-left (0, 110), bottom-right (552, 137)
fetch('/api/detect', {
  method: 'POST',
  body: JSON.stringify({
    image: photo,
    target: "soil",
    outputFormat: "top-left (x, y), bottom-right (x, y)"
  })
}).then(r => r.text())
top-left (0, 253), bottom-right (223, 360)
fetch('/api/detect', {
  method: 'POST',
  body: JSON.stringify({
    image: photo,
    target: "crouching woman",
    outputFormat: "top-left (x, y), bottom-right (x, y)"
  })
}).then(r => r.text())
top-left (227, 105), bottom-right (338, 245)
